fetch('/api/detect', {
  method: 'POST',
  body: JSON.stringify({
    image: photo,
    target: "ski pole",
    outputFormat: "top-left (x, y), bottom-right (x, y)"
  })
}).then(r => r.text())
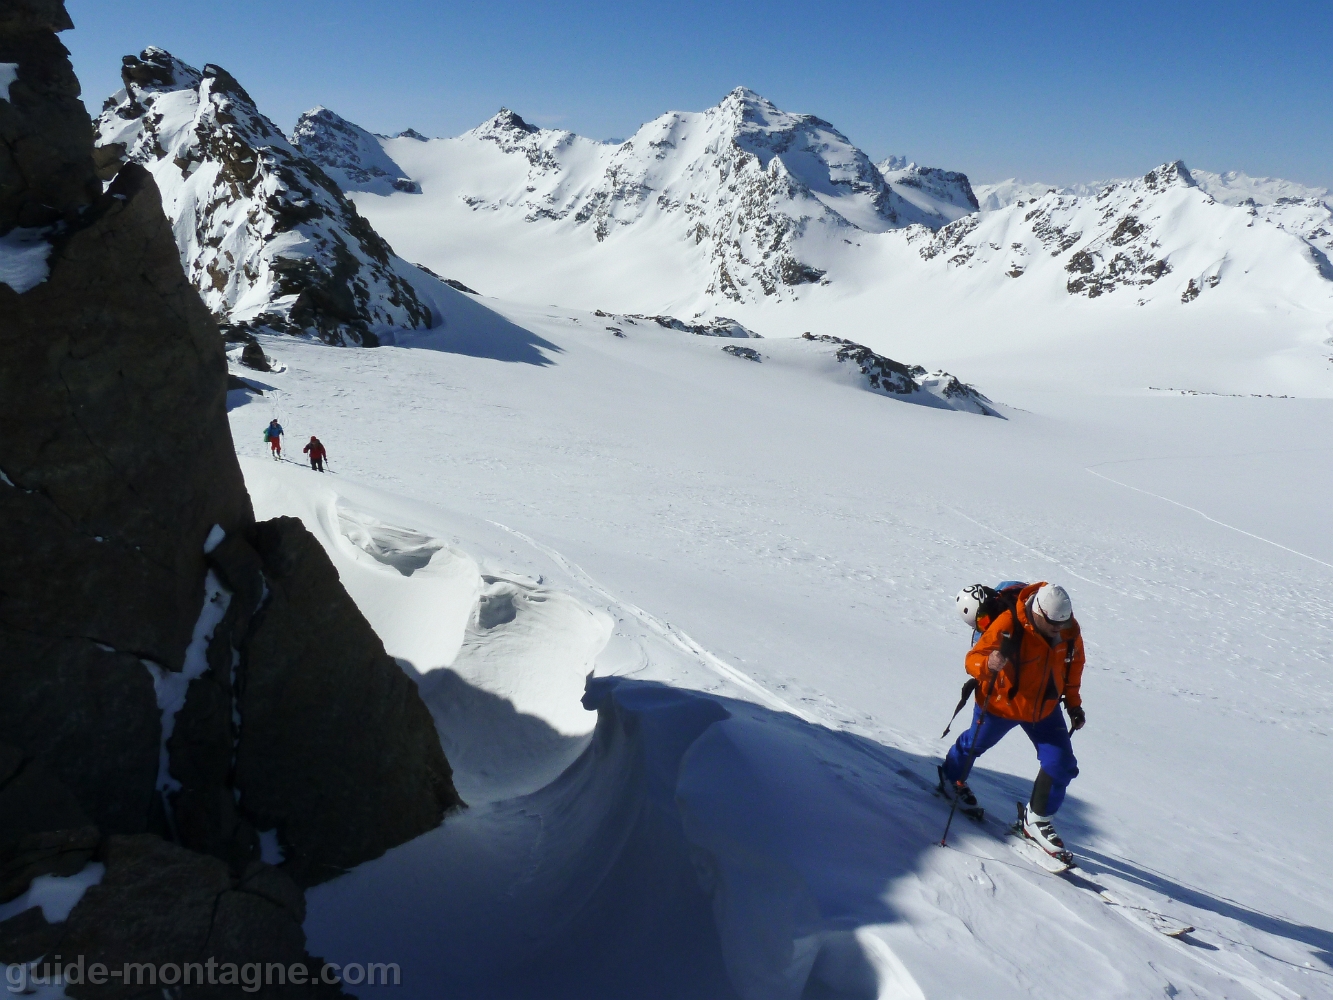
top-left (940, 677), bottom-right (978, 738)
top-left (940, 674), bottom-right (997, 848)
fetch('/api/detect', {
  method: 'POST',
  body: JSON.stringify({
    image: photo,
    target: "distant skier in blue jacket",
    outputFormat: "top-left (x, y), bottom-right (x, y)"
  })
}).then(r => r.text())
top-left (263, 419), bottom-right (283, 459)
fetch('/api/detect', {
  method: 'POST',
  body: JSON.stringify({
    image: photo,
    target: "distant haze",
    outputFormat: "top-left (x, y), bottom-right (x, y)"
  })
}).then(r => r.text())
top-left (65, 0), bottom-right (1333, 190)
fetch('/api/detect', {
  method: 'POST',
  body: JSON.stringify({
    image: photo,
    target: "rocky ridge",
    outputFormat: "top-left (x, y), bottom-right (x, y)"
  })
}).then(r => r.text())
top-left (291, 106), bottom-right (420, 195)
top-left (971, 167), bottom-right (1331, 280)
top-left (876, 158), bottom-right (979, 224)
top-left (94, 47), bottom-right (435, 345)
top-left (2, 6), bottom-right (460, 985)
top-left (799, 333), bottom-right (999, 415)
top-left (911, 160), bottom-right (1326, 301)
top-left (595, 310), bottom-right (760, 338)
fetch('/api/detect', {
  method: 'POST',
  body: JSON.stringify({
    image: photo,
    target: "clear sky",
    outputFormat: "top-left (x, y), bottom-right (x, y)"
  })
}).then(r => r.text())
top-left (64, 0), bottom-right (1332, 189)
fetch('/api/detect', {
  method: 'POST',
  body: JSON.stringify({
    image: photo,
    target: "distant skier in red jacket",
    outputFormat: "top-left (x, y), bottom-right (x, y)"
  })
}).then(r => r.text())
top-left (302, 436), bottom-right (327, 472)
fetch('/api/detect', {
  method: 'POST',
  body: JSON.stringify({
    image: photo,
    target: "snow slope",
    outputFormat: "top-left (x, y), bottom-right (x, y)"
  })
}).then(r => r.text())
top-left (226, 285), bottom-right (1333, 999)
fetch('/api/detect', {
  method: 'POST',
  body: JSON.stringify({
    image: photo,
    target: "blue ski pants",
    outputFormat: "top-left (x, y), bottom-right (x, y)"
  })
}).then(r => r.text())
top-left (942, 705), bottom-right (1079, 814)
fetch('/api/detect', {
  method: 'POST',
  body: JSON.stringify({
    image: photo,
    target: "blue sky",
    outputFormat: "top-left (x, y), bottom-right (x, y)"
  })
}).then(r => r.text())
top-left (65, 0), bottom-right (1332, 188)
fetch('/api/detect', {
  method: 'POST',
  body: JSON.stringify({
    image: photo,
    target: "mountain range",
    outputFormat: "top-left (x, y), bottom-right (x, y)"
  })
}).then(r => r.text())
top-left (87, 48), bottom-right (1333, 396)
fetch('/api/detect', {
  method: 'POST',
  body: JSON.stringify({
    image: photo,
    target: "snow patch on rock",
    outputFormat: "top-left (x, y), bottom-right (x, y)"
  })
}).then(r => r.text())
top-left (0, 62), bottom-right (18, 101)
top-left (0, 226), bottom-right (53, 293)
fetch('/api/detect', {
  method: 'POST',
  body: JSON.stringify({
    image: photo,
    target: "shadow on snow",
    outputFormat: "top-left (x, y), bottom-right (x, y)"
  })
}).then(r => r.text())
top-left (392, 288), bottom-right (563, 367)
top-left (307, 675), bottom-right (1332, 999)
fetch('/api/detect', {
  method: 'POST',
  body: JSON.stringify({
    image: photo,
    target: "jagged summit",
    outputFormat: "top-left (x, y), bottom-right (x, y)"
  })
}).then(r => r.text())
top-left (292, 105), bottom-right (420, 194)
top-left (877, 158), bottom-right (980, 221)
top-left (96, 48), bottom-right (435, 344)
top-left (115, 44), bottom-right (201, 98)
top-left (479, 107), bottom-right (541, 136)
top-left (1143, 159), bottom-right (1195, 192)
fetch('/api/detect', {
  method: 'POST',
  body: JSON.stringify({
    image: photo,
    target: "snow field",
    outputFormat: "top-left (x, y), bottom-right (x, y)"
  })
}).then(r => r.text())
top-left (226, 286), bottom-right (1333, 999)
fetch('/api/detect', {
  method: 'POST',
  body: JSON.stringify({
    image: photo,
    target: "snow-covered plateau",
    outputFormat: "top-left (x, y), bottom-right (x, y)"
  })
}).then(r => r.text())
top-left (219, 258), bottom-right (1333, 996)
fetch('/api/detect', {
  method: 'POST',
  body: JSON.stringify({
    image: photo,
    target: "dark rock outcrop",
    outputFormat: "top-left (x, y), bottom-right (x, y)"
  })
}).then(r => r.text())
top-left (1, 0), bottom-right (462, 976)
top-left (235, 518), bottom-right (460, 886)
top-left (0, 161), bottom-right (252, 667)
top-left (0, 746), bottom-right (99, 901)
top-left (0, 0), bottom-right (99, 230)
top-left (240, 339), bottom-right (270, 370)
top-left (52, 836), bottom-right (343, 999)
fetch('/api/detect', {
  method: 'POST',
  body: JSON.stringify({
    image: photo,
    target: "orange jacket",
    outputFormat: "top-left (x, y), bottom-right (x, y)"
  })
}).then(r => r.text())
top-left (966, 582), bottom-right (1084, 723)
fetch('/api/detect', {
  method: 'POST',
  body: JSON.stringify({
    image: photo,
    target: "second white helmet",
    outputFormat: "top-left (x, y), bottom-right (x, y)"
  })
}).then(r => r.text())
top-left (956, 584), bottom-right (989, 629)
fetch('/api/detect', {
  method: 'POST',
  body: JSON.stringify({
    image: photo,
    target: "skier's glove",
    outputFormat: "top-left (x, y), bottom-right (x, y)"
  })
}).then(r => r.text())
top-left (1067, 705), bottom-right (1086, 731)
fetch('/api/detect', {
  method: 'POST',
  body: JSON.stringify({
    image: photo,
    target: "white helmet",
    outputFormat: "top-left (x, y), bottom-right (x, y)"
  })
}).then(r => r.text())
top-left (956, 584), bottom-right (989, 629)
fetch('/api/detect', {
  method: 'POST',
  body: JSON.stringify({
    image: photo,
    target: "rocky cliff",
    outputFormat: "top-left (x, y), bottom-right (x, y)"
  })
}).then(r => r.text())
top-left (1, 2), bottom-right (460, 986)
top-left (94, 47), bottom-right (435, 345)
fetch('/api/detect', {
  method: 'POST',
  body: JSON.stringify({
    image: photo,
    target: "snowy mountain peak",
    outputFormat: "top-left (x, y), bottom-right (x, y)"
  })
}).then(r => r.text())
top-left (96, 48), bottom-right (435, 344)
top-left (357, 89), bottom-right (978, 305)
top-left (396, 127), bottom-right (430, 141)
top-left (1142, 159), bottom-right (1195, 193)
top-left (1188, 167), bottom-right (1330, 208)
top-left (474, 107), bottom-right (542, 141)
top-left (917, 154), bottom-right (1333, 303)
top-left (292, 105), bottom-right (420, 194)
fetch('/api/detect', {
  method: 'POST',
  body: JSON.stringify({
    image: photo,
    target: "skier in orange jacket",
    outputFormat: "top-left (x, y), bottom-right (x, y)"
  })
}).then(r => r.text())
top-left (941, 582), bottom-right (1085, 856)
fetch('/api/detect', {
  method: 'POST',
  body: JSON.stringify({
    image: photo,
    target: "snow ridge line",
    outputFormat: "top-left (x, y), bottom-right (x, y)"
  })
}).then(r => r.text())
top-left (1085, 466), bottom-right (1333, 571)
top-left (485, 520), bottom-right (812, 721)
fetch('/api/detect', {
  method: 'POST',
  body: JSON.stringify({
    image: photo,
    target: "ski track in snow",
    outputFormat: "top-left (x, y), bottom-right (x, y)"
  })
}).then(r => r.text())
top-left (1086, 460), bottom-right (1333, 571)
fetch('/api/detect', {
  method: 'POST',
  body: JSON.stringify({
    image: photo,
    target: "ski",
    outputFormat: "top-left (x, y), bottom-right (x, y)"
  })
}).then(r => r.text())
top-left (898, 766), bottom-right (1196, 938)
top-left (1097, 890), bottom-right (1195, 937)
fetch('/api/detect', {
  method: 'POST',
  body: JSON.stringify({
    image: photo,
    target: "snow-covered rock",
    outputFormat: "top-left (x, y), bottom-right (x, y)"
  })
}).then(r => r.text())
top-left (913, 160), bottom-right (1333, 300)
top-left (876, 158), bottom-right (979, 224)
top-left (605, 311), bottom-right (761, 338)
top-left (95, 47), bottom-right (435, 345)
top-left (291, 106), bottom-right (420, 194)
top-left (798, 333), bottom-right (998, 414)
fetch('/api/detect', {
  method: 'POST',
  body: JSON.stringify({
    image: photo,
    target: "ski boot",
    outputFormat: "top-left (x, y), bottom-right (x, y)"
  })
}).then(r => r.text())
top-left (938, 766), bottom-right (983, 820)
top-left (1018, 803), bottom-right (1074, 865)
